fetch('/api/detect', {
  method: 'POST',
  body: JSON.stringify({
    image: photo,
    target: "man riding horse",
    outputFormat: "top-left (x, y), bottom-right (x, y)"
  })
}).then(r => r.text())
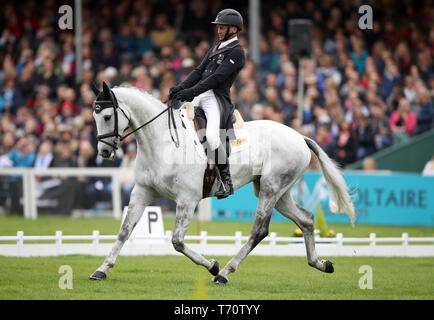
top-left (169, 8), bottom-right (245, 199)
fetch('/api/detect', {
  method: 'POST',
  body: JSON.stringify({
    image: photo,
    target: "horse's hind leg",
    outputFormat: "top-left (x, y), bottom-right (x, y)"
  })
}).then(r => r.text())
top-left (172, 200), bottom-right (219, 275)
top-left (214, 183), bottom-right (278, 284)
top-left (89, 185), bottom-right (156, 280)
top-left (274, 190), bottom-right (334, 273)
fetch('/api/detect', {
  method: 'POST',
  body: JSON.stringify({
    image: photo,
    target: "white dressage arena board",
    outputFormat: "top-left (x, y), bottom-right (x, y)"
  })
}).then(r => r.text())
top-left (121, 206), bottom-right (165, 244)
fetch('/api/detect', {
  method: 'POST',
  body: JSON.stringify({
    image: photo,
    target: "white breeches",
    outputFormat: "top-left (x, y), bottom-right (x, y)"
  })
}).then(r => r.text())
top-left (192, 90), bottom-right (221, 151)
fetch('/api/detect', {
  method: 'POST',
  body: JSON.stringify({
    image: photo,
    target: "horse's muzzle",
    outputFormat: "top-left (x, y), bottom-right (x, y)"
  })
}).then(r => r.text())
top-left (100, 148), bottom-right (115, 160)
top-left (101, 149), bottom-right (110, 158)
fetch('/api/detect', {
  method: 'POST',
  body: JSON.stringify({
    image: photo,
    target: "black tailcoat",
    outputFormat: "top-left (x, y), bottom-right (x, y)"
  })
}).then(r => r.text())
top-left (179, 40), bottom-right (245, 141)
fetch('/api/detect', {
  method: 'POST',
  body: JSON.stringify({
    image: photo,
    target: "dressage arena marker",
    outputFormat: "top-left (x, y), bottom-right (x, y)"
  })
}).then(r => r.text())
top-left (120, 206), bottom-right (165, 244)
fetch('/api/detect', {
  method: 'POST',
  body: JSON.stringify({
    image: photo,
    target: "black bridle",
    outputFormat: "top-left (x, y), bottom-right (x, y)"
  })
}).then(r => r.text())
top-left (93, 92), bottom-right (179, 151)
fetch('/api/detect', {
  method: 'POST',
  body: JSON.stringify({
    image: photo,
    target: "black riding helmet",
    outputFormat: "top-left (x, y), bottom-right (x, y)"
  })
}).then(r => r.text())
top-left (211, 9), bottom-right (243, 41)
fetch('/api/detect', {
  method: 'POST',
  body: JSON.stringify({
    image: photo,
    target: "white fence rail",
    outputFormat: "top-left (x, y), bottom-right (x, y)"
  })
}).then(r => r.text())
top-left (1, 231), bottom-right (433, 257)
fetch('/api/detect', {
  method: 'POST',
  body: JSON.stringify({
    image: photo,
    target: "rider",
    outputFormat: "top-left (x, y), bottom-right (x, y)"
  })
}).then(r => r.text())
top-left (169, 9), bottom-right (245, 199)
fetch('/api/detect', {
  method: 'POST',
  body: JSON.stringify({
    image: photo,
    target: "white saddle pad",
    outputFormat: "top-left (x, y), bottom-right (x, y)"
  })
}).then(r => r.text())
top-left (179, 108), bottom-right (207, 159)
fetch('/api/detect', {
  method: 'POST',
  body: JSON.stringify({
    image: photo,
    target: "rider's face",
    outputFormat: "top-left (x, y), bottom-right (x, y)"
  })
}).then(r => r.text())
top-left (216, 24), bottom-right (229, 41)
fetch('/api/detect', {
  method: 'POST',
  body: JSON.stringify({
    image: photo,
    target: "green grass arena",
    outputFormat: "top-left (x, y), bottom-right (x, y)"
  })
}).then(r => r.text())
top-left (0, 216), bottom-right (433, 300)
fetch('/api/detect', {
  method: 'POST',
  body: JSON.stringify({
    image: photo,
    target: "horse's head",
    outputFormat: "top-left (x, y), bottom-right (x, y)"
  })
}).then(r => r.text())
top-left (92, 82), bottom-right (130, 159)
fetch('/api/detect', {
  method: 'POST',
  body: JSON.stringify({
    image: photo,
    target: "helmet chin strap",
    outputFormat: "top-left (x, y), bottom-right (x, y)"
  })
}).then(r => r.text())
top-left (222, 26), bottom-right (237, 41)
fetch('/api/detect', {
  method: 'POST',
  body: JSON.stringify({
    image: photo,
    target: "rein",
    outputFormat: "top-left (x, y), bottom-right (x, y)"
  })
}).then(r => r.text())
top-left (94, 95), bottom-right (180, 150)
top-left (122, 99), bottom-right (179, 148)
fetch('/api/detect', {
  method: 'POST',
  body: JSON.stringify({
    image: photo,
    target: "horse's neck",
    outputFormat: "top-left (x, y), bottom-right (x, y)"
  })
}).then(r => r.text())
top-left (114, 88), bottom-right (180, 160)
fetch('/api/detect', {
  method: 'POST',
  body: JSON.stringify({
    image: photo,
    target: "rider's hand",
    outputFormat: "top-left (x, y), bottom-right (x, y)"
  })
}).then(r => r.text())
top-left (168, 86), bottom-right (182, 100)
top-left (174, 88), bottom-right (195, 102)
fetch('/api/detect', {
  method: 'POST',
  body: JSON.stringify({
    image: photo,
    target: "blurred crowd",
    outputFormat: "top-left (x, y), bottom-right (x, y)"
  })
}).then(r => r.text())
top-left (0, 0), bottom-right (433, 175)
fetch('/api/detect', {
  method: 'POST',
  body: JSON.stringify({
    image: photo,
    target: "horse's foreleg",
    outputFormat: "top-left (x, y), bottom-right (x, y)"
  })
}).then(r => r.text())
top-left (172, 201), bottom-right (219, 276)
top-left (90, 185), bottom-right (156, 280)
top-left (214, 190), bottom-right (277, 284)
top-left (275, 192), bottom-right (334, 273)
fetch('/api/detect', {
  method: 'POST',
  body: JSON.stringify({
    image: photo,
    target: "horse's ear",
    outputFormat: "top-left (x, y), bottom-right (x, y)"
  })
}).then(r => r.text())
top-left (102, 81), bottom-right (111, 98)
top-left (91, 81), bottom-right (100, 96)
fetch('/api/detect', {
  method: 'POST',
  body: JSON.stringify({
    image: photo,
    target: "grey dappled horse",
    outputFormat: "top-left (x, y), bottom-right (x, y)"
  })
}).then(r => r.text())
top-left (89, 83), bottom-right (355, 284)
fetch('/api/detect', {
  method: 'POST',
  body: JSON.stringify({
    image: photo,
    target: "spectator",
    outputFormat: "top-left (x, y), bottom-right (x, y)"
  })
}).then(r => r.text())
top-left (135, 26), bottom-right (153, 58)
top-left (51, 143), bottom-right (76, 167)
top-left (75, 139), bottom-right (96, 209)
top-left (0, 132), bottom-right (14, 167)
top-left (315, 124), bottom-right (336, 158)
top-left (76, 140), bottom-right (96, 168)
top-left (149, 14), bottom-right (175, 49)
top-left (417, 49), bottom-right (434, 82)
top-left (394, 41), bottom-right (412, 76)
top-left (185, 0), bottom-right (212, 46)
top-left (96, 41), bottom-right (119, 71)
top-left (55, 124), bottom-right (78, 157)
top-left (390, 98), bottom-right (417, 143)
top-left (1, 78), bottom-right (24, 114)
top-left (403, 75), bottom-right (416, 103)
top-left (369, 104), bottom-right (393, 150)
top-left (362, 157), bottom-right (377, 172)
top-left (422, 154), bottom-right (434, 176)
top-left (259, 36), bottom-right (274, 74)
top-left (350, 38), bottom-right (369, 74)
top-left (317, 53), bottom-right (342, 87)
top-left (382, 63), bottom-right (402, 99)
top-left (60, 42), bottom-right (75, 81)
top-left (237, 84), bottom-right (259, 117)
top-left (57, 101), bottom-right (75, 124)
top-left (17, 63), bottom-right (37, 106)
top-left (115, 24), bottom-right (136, 56)
top-left (248, 103), bottom-right (265, 121)
top-left (335, 121), bottom-right (357, 167)
top-left (35, 57), bottom-right (61, 99)
top-left (264, 104), bottom-right (284, 123)
top-left (33, 140), bottom-right (54, 169)
top-left (412, 87), bottom-right (433, 135)
top-left (355, 114), bottom-right (377, 159)
top-left (280, 88), bottom-right (296, 125)
top-left (9, 136), bottom-right (36, 167)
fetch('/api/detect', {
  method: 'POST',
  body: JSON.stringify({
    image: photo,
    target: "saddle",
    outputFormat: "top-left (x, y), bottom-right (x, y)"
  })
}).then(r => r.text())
top-left (180, 102), bottom-right (244, 198)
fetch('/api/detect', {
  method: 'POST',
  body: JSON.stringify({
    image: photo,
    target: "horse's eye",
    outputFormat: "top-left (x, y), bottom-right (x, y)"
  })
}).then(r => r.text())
top-left (104, 115), bottom-right (112, 121)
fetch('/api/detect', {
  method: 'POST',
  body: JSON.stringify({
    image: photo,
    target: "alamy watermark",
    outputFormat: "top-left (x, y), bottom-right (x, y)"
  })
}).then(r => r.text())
top-left (58, 5), bottom-right (73, 30)
top-left (58, 265), bottom-right (73, 290)
top-left (58, 4), bottom-right (373, 31)
top-left (358, 265), bottom-right (373, 289)
top-left (358, 5), bottom-right (373, 30)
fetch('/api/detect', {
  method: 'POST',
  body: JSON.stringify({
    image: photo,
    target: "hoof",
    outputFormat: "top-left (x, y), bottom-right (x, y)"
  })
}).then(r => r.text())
top-left (323, 260), bottom-right (334, 273)
top-left (208, 259), bottom-right (220, 276)
top-left (89, 270), bottom-right (107, 280)
top-left (212, 274), bottom-right (228, 285)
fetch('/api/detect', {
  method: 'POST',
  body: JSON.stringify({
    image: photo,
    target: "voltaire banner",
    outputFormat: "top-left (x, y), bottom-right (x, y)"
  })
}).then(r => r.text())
top-left (212, 172), bottom-right (434, 226)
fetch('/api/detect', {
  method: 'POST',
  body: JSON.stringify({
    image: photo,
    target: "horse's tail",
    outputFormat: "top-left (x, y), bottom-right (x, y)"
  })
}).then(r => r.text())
top-left (304, 137), bottom-right (355, 226)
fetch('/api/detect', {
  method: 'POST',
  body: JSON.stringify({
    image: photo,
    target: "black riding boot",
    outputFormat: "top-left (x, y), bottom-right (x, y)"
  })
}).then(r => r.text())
top-left (214, 144), bottom-right (233, 199)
